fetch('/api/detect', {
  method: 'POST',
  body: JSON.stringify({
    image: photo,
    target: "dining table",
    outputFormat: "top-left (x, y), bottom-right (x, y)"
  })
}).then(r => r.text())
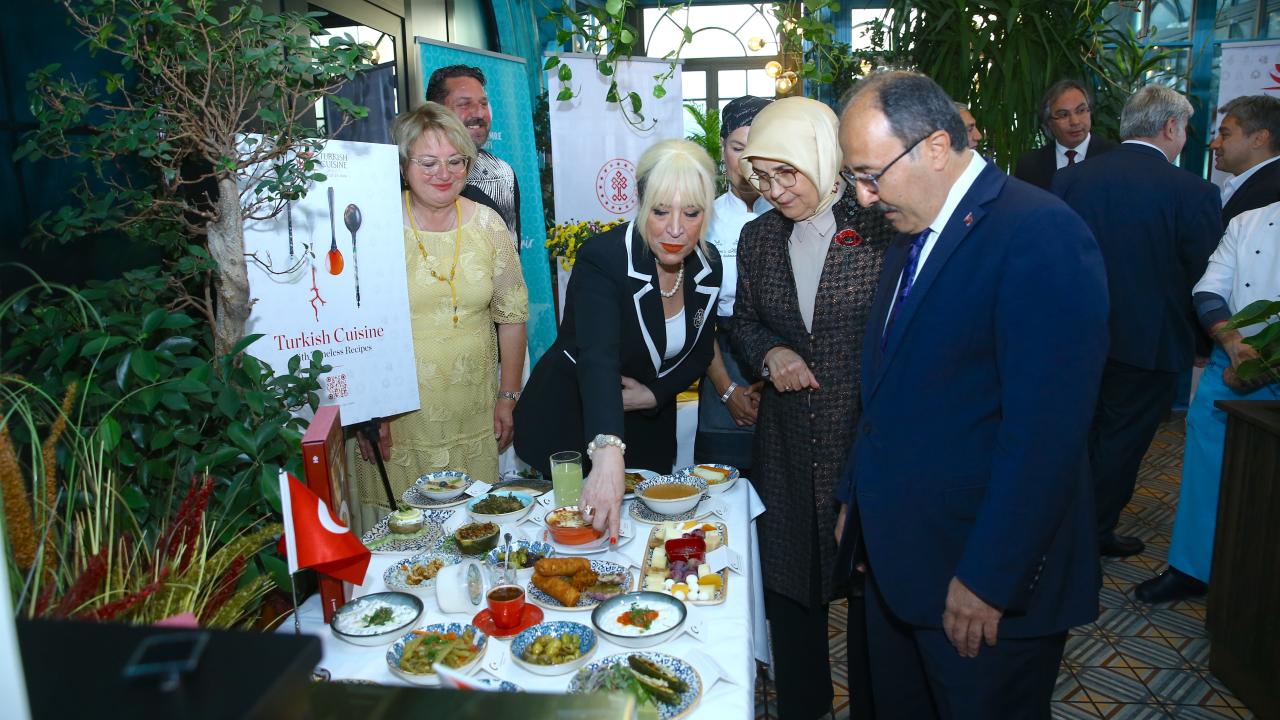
top-left (286, 476), bottom-right (770, 719)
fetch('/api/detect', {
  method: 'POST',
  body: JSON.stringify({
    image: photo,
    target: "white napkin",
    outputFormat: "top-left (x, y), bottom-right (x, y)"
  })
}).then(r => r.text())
top-left (686, 648), bottom-right (735, 690)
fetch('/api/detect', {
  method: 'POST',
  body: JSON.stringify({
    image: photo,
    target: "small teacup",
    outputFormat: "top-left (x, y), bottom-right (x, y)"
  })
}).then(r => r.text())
top-left (487, 584), bottom-right (526, 631)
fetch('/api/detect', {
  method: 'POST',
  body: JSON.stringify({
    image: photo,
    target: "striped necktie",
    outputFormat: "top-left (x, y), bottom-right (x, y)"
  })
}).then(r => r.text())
top-left (882, 229), bottom-right (931, 348)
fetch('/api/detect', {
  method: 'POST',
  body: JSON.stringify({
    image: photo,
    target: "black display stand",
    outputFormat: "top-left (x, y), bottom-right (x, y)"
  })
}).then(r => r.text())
top-left (19, 620), bottom-right (320, 720)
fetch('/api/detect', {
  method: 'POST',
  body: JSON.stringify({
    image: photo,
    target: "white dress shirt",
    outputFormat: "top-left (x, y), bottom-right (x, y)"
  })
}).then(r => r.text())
top-left (1221, 154), bottom-right (1280, 206)
top-left (1194, 201), bottom-right (1280, 337)
top-left (1055, 134), bottom-right (1093, 169)
top-left (1122, 139), bottom-right (1168, 160)
top-left (884, 151), bottom-right (987, 328)
top-left (705, 191), bottom-right (773, 317)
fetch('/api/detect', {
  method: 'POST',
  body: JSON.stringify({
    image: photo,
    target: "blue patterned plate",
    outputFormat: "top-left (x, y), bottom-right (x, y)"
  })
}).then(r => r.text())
top-left (525, 560), bottom-right (633, 611)
top-left (386, 622), bottom-right (488, 686)
top-left (484, 539), bottom-right (555, 584)
top-left (474, 678), bottom-right (522, 692)
top-left (509, 620), bottom-right (598, 676)
top-left (568, 651), bottom-right (703, 720)
top-left (674, 463), bottom-right (740, 494)
top-left (383, 550), bottom-right (463, 593)
top-left (362, 511), bottom-right (451, 554)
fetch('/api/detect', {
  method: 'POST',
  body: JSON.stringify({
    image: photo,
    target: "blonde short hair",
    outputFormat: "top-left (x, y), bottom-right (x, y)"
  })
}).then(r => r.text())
top-left (390, 101), bottom-right (477, 170)
top-left (634, 139), bottom-right (717, 250)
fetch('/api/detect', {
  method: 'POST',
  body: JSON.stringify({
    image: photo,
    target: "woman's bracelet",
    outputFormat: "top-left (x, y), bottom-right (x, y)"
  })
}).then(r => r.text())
top-left (719, 382), bottom-right (738, 404)
top-left (498, 390), bottom-right (520, 401)
top-left (587, 433), bottom-right (626, 460)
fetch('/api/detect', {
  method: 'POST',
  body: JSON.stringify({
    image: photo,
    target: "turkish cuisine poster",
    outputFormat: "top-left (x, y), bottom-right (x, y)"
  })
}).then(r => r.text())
top-left (243, 137), bottom-right (419, 426)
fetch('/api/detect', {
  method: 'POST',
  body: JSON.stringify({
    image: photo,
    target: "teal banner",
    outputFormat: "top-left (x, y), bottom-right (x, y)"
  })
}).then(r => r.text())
top-left (418, 39), bottom-right (554, 364)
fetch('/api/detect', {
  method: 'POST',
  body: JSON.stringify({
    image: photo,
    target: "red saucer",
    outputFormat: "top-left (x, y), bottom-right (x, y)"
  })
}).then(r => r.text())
top-left (472, 603), bottom-right (543, 639)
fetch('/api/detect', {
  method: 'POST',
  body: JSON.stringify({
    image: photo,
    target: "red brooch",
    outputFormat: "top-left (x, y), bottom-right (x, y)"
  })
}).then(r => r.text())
top-left (833, 229), bottom-right (863, 247)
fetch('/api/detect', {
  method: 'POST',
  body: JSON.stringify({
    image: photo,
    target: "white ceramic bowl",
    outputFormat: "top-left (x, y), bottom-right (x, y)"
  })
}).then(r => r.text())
top-left (329, 592), bottom-right (423, 647)
top-left (466, 491), bottom-right (535, 525)
top-left (416, 471), bottom-right (470, 502)
top-left (590, 591), bottom-right (687, 649)
top-left (509, 621), bottom-right (597, 676)
top-left (634, 475), bottom-right (708, 517)
top-left (678, 463), bottom-right (740, 495)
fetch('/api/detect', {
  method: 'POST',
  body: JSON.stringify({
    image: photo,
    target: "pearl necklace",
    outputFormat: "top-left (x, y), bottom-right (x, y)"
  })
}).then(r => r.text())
top-left (657, 263), bottom-right (683, 298)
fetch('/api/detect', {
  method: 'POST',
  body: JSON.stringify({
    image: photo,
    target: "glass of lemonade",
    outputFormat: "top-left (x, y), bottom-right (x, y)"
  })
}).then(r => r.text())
top-left (549, 451), bottom-right (584, 508)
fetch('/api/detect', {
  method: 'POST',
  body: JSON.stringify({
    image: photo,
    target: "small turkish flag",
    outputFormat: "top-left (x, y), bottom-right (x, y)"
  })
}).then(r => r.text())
top-left (279, 471), bottom-right (370, 586)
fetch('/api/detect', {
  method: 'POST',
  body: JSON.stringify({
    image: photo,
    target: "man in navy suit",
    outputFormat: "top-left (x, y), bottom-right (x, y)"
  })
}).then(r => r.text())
top-left (1210, 94), bottom-right (1280, 225)
top-left (1053, 85), bottom-right (1221, 559)
top-left (1014, 79), bottom-right (1116, 190)
top-left (836, 71), bottom-right (1109, 719)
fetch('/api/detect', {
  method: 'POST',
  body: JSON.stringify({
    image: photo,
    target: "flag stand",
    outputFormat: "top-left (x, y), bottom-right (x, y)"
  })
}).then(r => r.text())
top-left (289, 572), bottom-right (303, 636)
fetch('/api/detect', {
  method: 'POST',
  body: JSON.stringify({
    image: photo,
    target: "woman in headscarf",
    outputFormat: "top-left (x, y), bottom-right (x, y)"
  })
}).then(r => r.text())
top-left (728, 96), bottom-right (892, 719)
top-left (694, 95), bottom-right (773, 473)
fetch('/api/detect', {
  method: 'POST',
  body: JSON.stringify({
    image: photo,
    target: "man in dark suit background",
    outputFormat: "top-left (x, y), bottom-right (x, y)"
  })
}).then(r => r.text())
top-left (1053, 85), bottom-right (1222, 559)
top-left (1211, 94), bottom-right (1280, 224)
top-left (1014, 79), bottom-right (1116, 190)
top-left (836, 70), bottom-right (1109, 719)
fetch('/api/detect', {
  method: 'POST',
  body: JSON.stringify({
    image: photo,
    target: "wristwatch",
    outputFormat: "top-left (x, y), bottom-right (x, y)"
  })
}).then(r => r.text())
top-left (586, 433), bottom-right (626, 460)
top-left (498, 390), bottom-right (521, 401)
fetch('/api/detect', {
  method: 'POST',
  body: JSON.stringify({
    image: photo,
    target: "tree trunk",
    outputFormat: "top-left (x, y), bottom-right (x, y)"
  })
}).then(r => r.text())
top-left (208, 177), bottom-right (252, 359)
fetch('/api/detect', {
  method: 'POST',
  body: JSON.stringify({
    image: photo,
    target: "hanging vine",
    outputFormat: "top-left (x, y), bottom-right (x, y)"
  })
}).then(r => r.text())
top-left (540, 0), bottom-right (847, 128)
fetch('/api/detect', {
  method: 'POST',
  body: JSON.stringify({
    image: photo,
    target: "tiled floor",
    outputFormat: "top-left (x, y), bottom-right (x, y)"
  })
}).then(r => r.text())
top-left (754, 416), bottom-right (1257, 719)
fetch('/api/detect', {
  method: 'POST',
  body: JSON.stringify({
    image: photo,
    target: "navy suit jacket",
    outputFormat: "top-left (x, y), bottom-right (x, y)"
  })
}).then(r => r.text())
top-left (1052, 143), bottom-right (1221, 372)
top-left (837, 161), bottom-right (1109, 638)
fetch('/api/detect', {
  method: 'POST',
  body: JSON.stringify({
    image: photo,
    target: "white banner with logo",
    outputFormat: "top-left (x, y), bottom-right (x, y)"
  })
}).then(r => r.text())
top-left (1212, 40), bottom-right (1280, 185)
top-left (242, 138), bottom-right (419, 426)
top-left (547, 55), bottom-right (684, 311)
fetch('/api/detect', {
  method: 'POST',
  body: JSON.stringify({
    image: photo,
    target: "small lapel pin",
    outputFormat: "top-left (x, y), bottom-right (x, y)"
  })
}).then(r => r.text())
top-left (963, 212), bottom-right (974, 226)
top-left (693, 308), bottom-right (705, 329)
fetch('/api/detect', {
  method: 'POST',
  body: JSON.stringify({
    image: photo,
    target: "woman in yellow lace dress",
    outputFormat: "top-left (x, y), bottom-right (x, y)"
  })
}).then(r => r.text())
top-left (353, 102), bottom-right (528, 510)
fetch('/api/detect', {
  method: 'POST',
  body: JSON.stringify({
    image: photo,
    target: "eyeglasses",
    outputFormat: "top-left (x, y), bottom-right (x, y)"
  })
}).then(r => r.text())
top-left (408, 155), bottom-right (470, 177)
top-left (748, 166), bottom-right (800, 192)
top-left (1050, 104), bottom-right (1090, 122)
top-left (840, 135), bottom-right (926, 195)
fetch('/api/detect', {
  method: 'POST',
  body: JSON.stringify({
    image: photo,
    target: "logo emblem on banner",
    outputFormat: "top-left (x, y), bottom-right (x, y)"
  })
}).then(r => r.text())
top-left (595, 158), bottom-right (638, 215)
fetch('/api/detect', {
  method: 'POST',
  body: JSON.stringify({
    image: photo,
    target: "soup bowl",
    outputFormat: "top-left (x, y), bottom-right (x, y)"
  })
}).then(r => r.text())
top-left (634, 475), bottom-right (707, 517)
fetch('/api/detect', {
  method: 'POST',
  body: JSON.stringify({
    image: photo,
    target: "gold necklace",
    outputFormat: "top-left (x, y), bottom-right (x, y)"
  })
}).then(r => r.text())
top-left (405, 190), bottom-right (463, 327)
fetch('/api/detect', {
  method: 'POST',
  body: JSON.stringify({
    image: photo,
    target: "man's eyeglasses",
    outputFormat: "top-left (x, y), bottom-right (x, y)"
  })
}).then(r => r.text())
top-left (840, 135), bottom-right (926, 195)
top-left (748, 166), bottom-right (800, 192)
top-left (1050, 104), bottom-right (1090, 123)
top-left (408, 155), bottom-right (470, 177)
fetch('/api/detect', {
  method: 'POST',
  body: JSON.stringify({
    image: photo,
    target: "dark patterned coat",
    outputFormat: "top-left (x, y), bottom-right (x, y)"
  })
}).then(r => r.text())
top-left (728, 193), bottom-right (891, 607)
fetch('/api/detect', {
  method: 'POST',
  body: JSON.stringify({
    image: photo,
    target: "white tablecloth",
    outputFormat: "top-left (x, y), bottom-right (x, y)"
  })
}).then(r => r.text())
top-left (288, 480), bottom-right (769, 718)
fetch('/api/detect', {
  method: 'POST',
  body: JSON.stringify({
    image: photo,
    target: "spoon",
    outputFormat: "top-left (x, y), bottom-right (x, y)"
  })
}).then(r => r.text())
top-left (344, 203), bottom-right (363, 307)
top-left (503, 532), bottom-right (513, 584)
top-left (326, 187), bottom-right (344, 275)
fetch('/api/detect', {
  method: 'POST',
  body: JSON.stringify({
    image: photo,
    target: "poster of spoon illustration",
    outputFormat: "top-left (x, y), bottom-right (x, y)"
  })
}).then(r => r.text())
top-left (322, 188), bottom-right (365, 308)
top-left (241, 137), bottom-right (417, 425)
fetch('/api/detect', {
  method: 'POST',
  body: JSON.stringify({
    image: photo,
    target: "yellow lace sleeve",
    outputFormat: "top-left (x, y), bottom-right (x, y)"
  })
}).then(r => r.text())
top-left (482, 208), bottom-right (529, 324)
